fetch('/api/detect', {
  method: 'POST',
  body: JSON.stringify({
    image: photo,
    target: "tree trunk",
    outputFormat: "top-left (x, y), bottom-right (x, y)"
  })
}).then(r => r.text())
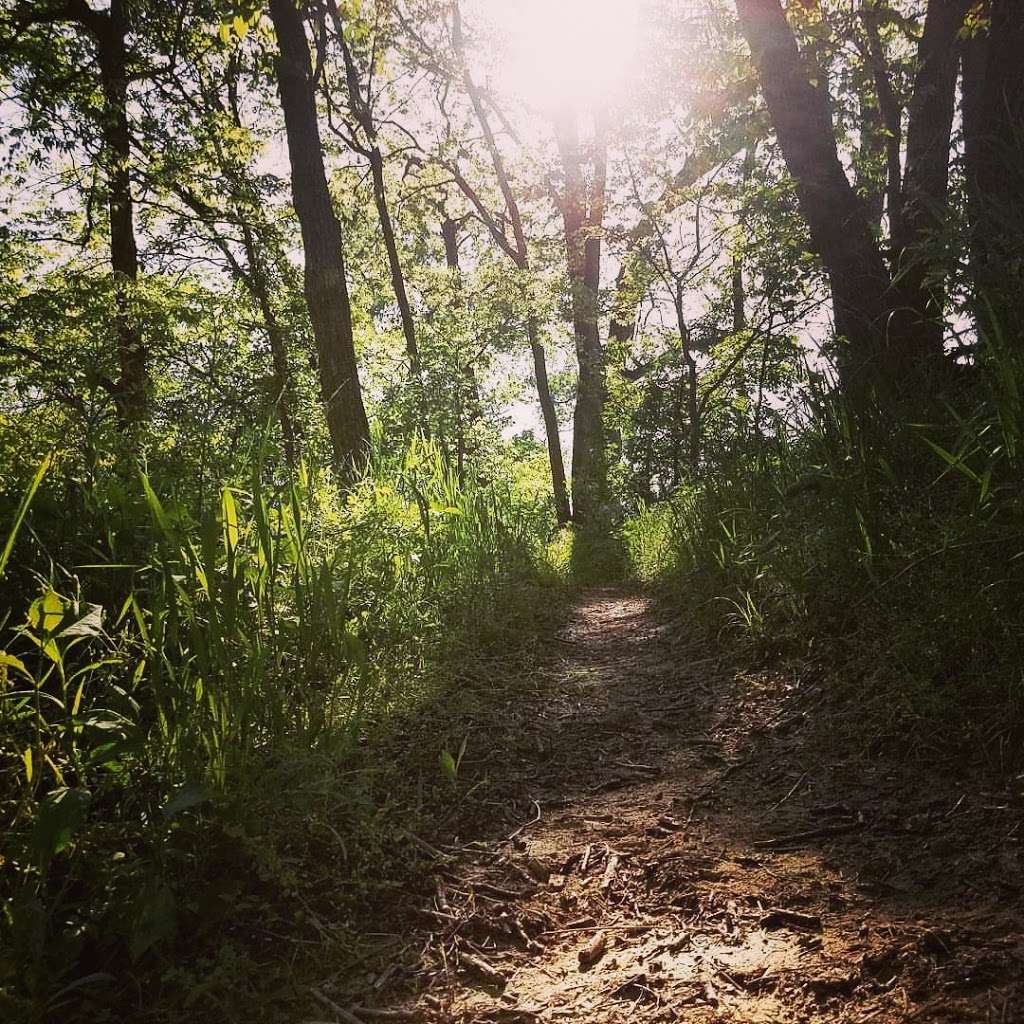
top-left (608, 118), bottom-right (757, 347)
top-left (223, 58), bottom-right (301, 468)
top-left (269, 0), bottom-right (370, 477)
top-left (330, 2), bottom-right (427, 430)
top-left (673, 283), bottom-right (701, 475)
top-left (735, 0), bottom-right (954, 407)
top-left (96, 0), bottom-right (147, 425)
top-left (962, 0), bottom-right (1024, 345)
top-left (732, 146), bottom-right (755, 335)
top-left (860, 1), bottom-right (904, 240)
top-left (239, 221), bottom-right (302, 468)
top-left (554, 107), bottom-right (609, 525)
top-left (892, 0), bottom-right (971, 367)
top-left (440, 215), bottom-right (482, 483)
top-left (368, 148), bottom-right (424, 387)
top-left (527, 318), bottom-right (572, 525)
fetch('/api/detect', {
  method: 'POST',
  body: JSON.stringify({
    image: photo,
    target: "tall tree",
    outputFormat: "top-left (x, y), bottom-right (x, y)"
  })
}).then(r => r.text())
top-left (735, 0), bottom-right (969, 407)
top-left (608, 111), bottom-right (760, 347)
top-left (326, 1), bottom-right (428, 425)
top-left (153, 50), bottom-right (304, 467)
top-left (268, 0), bottom-right (370, 476)
top-left (891, 0), bottom-right (969, 361)
top-left (447, 0), bottom-right (571, 523)
top-left (554, 107), bottom-right (609, 524)
top-left (437, 211), bottom-right (482, 483)
top-left (962, 0), bottom-right (1024, 347)
top-left (2, 0), bottom-right (148, 425)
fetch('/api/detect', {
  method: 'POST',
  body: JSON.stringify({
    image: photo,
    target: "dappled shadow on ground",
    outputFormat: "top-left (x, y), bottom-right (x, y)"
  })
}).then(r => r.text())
top-left (313, 588), bottom-right (1024, 1023)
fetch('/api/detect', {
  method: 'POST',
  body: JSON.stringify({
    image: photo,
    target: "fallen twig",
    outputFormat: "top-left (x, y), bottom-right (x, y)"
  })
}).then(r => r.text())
top-left (350, 1006), bottom-right (419, 1020)
top-left (310, 988), bottom-right (366, 1024)
top-left (601, 852), bottom-right (621, 890)
top-left (544, 921), bottom-right (650, 937)
top-left (459, 950), bottom-right (507, 987)
top-left (506, 800), bottom-right (542, 841)
top-left (769, 771), bottom-right (809, 811)
top-left (754, 822), bottom-right (864, 848)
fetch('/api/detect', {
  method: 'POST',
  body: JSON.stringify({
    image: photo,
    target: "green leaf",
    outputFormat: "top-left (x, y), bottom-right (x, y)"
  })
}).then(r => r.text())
top-left (221, 487), bottom-right (239, 551)
top-left (439, 748), bottom-right (457, 784)
top-left (922, 437), bottom-right (981, 483)
top-left (218, 21), bottom-right (231, 44)
top-left (22, 747), bottom-right (32, 783)
top-left (31, 787), bottom-right (91, 868)
top-left (233, 14), bottom-right (248, 38)
top-left (163, 781), bottom-right (214, 820)
top-left (140, 473), bottom-right (172, 536)
top-left (23, 630), bottom-right (61, 665)
top-left (0, 451), bottom-right (52, 582)
top-left (129, 885), bottom-right (177, 961)
top-left (0, 650), bottom-right (29, 678)
top-left (28, 589), bottom-right (65, 634)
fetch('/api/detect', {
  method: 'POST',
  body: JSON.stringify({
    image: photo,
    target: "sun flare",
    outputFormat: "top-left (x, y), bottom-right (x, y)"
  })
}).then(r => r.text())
top-left (482, 0), bottom-right (640, 109)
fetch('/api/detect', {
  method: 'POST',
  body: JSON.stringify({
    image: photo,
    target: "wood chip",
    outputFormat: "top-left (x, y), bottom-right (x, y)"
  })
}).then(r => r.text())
top-left (600, 853), bottom-right (621, 890)
top-left (578, 929), bottom-right (607, 969)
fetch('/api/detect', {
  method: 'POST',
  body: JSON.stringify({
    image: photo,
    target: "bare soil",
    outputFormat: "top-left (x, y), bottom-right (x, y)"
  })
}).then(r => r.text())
top-left (315, 589), bottom-right (1024, 1023)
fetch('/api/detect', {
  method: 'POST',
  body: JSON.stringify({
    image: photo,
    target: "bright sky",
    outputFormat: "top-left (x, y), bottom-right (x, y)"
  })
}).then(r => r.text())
top-left (474, 0), bottom-right (641, 109)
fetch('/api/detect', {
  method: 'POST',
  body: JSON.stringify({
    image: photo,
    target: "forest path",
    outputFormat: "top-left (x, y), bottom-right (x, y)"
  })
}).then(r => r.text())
top-left (331, 589), bottom-right (1023, 1023)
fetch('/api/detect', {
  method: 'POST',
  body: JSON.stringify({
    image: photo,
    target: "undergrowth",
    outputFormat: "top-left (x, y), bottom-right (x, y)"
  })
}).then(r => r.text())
top-left (0, 439), bottom-right (565, 1022)
top-left (622, 354), bottom-right (1024, 768)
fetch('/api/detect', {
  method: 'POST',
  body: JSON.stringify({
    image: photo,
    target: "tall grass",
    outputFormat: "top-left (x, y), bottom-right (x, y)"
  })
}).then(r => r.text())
top-left (0, 439), bottom-right (554, 1019)
top-left (622, 351), bottom-right (1024, 757)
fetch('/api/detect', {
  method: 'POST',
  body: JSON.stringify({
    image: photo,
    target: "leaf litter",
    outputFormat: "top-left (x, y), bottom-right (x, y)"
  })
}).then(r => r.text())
top-left (315, 589), bottom-right (1024, 1023)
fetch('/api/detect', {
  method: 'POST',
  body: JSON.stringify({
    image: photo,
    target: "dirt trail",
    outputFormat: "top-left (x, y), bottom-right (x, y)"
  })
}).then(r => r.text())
top-left (330, 589), bottom-right (1023, 1023)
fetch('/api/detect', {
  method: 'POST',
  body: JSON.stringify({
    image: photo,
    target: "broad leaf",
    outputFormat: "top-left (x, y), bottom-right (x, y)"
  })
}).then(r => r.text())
top-left (31, 787), bottom-right (91, 867)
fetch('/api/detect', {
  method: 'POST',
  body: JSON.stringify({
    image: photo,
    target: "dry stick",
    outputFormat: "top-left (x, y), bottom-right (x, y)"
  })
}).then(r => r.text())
top-left (402, 830), bottom-right (451, 861)
top-left (309, 988), bottom-right (366, 1024)
top-left (754, 822), bottom-right (864, 848)
top-left (506, 800), bottom-right (541, 841)
top-left (601, 853), bottom-right (621, 890)
top-left (349, 1009), bottom-right (419, 1021)
top-left (543, 922), bottom-right (651, 937)
top-left (760, 907), bottom-right (822, 931)
top-left (614, 759), bottom-right (660, 773)
top-left (580, 843), bottom-right (593, 873)
top-left (769, 770), bottom-right (809, 811)
top-left (460, 950), bottom-right (507, 986)
top-left (578, 929), bottom-right (608, 968)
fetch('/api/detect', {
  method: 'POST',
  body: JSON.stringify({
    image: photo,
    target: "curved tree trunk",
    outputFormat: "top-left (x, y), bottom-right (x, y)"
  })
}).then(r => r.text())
top-left (239, 222), bottom-right (302, 468)
top-left (607, 116), bottom-right (758, 347)
top-left (736, 0), bottom-right (893, 403)
top-left (527, 318), bottom-right (572, 525)
top-left (329, 2), bottom-right (429, 435)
